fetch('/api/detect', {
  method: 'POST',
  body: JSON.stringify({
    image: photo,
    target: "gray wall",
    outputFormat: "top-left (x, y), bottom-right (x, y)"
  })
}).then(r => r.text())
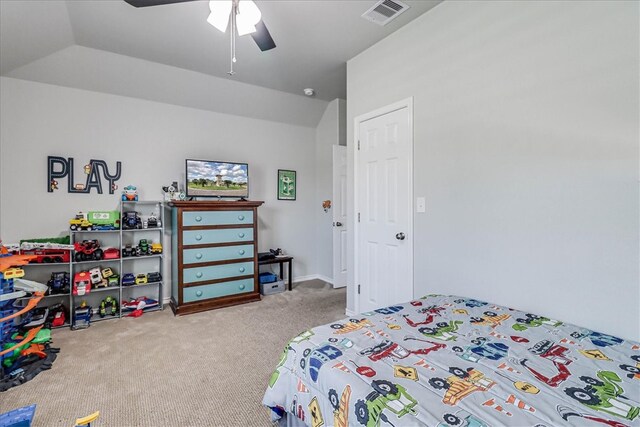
top-left (347, 0), bottom-right (639, 340)
top-left (0, 77), bottom-right (322, 299)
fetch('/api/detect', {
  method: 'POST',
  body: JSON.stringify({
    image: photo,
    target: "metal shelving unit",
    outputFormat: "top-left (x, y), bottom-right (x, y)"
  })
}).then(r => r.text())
top-left (119, 200), bottom-right (164, 314)
top-left (67, 200), bottom-right (164, 327)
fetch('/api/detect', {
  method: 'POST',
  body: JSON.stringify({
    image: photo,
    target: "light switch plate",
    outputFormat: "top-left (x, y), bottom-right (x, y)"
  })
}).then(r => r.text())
top-left (416, 197), bottom-right (426, 213)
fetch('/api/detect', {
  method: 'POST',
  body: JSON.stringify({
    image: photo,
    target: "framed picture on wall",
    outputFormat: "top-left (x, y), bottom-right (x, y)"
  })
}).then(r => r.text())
top-left (277, 170), bottom-right (296, 201)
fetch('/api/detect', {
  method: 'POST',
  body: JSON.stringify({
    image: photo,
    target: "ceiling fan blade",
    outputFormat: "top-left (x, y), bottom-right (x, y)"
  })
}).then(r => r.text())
top-left (251, 20), bottom-right (276, 51)
top-left (124, 0), bottom-right (197, 7)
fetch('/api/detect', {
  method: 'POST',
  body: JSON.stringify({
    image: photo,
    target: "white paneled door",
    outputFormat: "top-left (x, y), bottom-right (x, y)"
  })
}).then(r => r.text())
top-left (332, 145), bottom-right (348, 288)
top-left (356, 102), bottom-right (412, 312)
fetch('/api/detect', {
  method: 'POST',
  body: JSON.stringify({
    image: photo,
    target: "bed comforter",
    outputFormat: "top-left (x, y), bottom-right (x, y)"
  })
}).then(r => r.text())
top-left (263, 294), bottom-right (640, 427)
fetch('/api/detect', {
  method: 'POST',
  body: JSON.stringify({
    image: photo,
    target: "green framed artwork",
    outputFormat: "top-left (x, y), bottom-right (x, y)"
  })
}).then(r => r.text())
top-left (277, 169), bottom-right (296, 201)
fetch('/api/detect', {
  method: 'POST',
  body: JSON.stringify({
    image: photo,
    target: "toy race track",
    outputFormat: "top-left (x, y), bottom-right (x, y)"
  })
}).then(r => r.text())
top-left (1, 248), bottom-right (60, 393)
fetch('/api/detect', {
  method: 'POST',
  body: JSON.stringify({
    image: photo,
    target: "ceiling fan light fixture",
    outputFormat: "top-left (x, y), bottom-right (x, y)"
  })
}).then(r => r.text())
top-left (236, 0), bottom-right (261, 35)
top-left (208, 0), bottom-right (232, 32)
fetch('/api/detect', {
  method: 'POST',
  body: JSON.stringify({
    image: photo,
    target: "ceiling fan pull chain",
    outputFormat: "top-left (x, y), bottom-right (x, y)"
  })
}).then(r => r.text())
top-left (228, 0), bottom-right (237, 75)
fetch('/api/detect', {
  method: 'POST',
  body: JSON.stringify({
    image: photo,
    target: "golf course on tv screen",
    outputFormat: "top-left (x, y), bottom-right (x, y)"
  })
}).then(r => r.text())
top-left (186, 159), bottom-right (249, 198)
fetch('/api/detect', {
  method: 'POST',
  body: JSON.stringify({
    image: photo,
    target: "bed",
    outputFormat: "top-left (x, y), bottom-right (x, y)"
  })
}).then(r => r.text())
top-left (263, 294), bottom-right (640, 427)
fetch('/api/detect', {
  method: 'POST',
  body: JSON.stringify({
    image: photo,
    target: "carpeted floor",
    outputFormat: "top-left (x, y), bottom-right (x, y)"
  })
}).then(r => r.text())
top-left (0, 280), bottom-right (347, 426)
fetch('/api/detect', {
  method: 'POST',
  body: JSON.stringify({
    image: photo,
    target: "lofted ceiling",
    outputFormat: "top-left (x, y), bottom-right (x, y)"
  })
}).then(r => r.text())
top-left (0, 0), bottom-right (440, 101)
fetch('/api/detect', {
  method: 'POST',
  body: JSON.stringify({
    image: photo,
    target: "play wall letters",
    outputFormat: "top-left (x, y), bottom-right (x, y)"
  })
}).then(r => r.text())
top-left (48, 156), bottom-right (122, 194)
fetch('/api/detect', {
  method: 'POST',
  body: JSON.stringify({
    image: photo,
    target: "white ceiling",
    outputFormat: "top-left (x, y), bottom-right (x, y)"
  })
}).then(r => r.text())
top-left (0, 0), bottom-right (440, 101)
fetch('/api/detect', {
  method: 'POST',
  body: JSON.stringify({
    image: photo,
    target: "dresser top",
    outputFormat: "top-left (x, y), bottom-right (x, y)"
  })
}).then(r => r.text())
top-left (170, 200), bottom-right (264, 208)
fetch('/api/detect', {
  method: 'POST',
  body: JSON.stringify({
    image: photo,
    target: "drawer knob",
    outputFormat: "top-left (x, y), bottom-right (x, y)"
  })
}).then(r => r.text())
top-left (195, 253), bottom-right (203, 260)
top-left (196, 272), bottom-right (203, 278)
top-left (238, 249), bottom-right (245, 255)
top-left (196, 290), bottom-right (203, 297)
top-left (195, 234), bottom-right (202, 241)
top-left (239, 284), bottom-right (246, 290)
top-left (239, 267), bottom-right (246, 273)
top-left (238, 232), bottom-right (245, 238)
top-left (238, 215), bottom-right (245, 221)
top-left (195, 216), bottom-right (202, 222)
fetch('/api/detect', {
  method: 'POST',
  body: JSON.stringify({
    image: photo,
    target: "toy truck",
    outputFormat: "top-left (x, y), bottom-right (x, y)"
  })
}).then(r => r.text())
top-left (122, 212), bottom-right (142, 230)
top-left (69, 213), bottom-right (93, 231)
top-left (136, 239), bottom-right (150, 256)
top-left (73, 240), bottom-right (104, 262)
top-left (46, 272), bottom-right (70, 295)
top-left (72, 272), bottom-right (91, 296)
top-left (86, 211), bottom-right (120, 230)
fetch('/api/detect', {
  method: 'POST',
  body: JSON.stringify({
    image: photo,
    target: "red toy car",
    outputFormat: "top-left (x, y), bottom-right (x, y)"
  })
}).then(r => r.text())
top-left (103, 247), bottom-right (120, 260)
top-left (73, 240), bottom-right (104, 262)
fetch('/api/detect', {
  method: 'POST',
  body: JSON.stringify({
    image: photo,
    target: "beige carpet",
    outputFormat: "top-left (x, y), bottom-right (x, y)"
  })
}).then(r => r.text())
top-left (0, 280), bottom-right (347, 426)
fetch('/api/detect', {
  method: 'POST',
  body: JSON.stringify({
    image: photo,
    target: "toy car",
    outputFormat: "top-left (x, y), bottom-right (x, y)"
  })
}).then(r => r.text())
top-left (73, 240), bottom-right (103, 262)
top-left (47, 303), bottom-right (67, 328)
top-left (146, 272), bottom-right (162, 283)
top-left (103, 248), bottom-right (120, 260)
top-left (121, 296), bottom-right (159, 311)
top-left (122, 244), bottom-right (135, 258)
top-left (69, 212), bottom-right (93, 231)
top-left (89, 267), bottom-right (105, 286)
top-left (46, 272), bottom-right (70, 295)
top-left (150, 243), bottom-right (163, 254)
top-left (101, 267), bottom-right (114, 278)
top-left (122, 185), bottom-right (138, 201)
top-left (107, 275), bottom-right (120, 287)
top-left (122, 211), bottom-right (142, 229)
top-left (135, 273), bottom-right (148, 285)
top-left (146, 214), bottom-right (159, 228)
top-left (3, 267), bottom-right (25, 280)
top-left (137, 239), bottom-right (150, 256)
top-left (121, 273), bottom-right (135, 286)
top-left (72, 272), bottom-right (91, 296)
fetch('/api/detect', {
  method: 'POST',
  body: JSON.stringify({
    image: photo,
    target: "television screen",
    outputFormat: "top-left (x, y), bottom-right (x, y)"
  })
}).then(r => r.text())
top-left (186, 159), bottom-right (249, 198)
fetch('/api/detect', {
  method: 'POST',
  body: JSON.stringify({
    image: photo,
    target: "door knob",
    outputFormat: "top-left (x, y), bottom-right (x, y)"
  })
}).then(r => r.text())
top-left (396, 232), bottom-right (406, 240)
top-left (336, 222), bottom-right (343, 227)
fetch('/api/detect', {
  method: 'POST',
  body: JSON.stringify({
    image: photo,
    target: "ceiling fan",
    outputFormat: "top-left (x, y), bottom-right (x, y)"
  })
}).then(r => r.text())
top-left (124, 0), bottom-right (276, 75)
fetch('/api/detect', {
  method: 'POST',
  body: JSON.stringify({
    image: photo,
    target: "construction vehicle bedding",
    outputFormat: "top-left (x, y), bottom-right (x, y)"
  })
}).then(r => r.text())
top-left (263, 294), bottom-right (640, 427)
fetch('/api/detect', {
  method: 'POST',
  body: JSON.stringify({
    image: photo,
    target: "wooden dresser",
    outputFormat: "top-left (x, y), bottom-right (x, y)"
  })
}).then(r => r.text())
top-left (169, 200), bottom-right (264, 315)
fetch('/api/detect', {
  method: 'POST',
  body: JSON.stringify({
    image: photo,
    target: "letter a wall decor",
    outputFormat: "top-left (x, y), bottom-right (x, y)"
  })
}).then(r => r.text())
top-left (48, 156), bottom-right (122, 194)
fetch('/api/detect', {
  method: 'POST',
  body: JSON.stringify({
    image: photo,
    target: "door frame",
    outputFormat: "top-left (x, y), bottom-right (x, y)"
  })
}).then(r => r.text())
top-left (353, 97), bottom-right (414, 314)
top-left (332, 145), bottom-right (347, 289)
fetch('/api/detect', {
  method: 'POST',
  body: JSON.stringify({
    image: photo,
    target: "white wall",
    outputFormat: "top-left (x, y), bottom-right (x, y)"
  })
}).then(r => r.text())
top-left (0, 77), bottom-right (321, 298)
top-left (347, 1), bottom-right (639, 340)
top-left (5, 45), bottom-right (329, 128)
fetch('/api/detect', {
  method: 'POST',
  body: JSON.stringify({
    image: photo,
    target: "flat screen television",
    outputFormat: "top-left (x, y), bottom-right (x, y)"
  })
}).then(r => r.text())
top-left (186, 159), bottom-right (249, 199)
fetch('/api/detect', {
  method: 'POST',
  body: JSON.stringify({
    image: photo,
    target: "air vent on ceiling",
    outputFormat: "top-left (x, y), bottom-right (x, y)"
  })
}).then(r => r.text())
top-left (362, 0), bottom-right (410, 26)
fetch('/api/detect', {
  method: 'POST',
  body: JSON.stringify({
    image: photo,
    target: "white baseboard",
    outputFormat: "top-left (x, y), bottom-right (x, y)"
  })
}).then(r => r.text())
top-left (317, 274), bottom-right (334, 285)
top-left (293, 274), bottom-right (334, 284)
top-left (345, 309), bottom-right (356, 316)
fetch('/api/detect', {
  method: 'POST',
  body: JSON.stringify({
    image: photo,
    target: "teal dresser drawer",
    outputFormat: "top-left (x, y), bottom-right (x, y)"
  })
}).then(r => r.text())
top-left (183, 278), bottom-right (254, 303)
top-left (183, 245), bottom-right (253, 265)
top-left (183, 210), bottom-right (253, 226)
top-left (183, 261), bottom-right (254, 284)
top-left (183, 228), bottom-right (253, 245)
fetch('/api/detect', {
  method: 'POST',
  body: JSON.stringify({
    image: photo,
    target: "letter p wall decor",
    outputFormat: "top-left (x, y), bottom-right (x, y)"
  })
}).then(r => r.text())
top-left (48, 156), bottom-right (122, 194)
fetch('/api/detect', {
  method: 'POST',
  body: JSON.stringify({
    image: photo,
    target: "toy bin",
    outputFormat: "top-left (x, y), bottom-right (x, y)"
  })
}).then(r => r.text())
top-left (260, 280), bottom-right (285, 296)
top-left (259, 272), bottom-right (278, 284)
